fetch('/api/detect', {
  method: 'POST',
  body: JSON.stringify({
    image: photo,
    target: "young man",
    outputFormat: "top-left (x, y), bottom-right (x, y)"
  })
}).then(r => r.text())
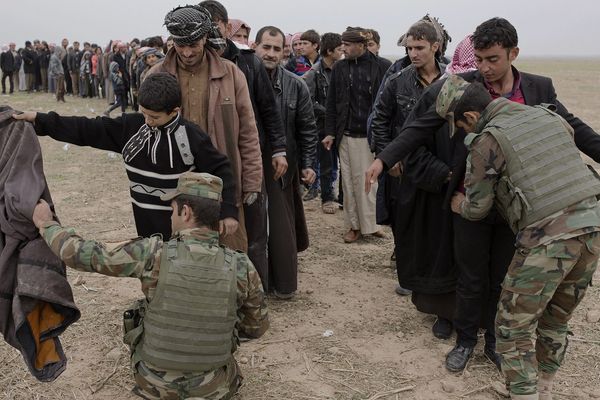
top-left (285, 29), bottom-right (320, 76)
top-left (366, 29), bottom-right (381, 56)
top-left (32, 172), bottom-right (269, 400)
top-left (370, 20), bottom-right (454, 338)
top-left (303, 33), bottom-right (343, 213)
top-left (253, 25), bottom-right (318, 298)
top-left (324, 27), bottom-right (391, 243)
top-left (149, 4), bottom-right (263, 253)
top-left (1, 43), bottom-right (17, 94)
top-left (366, 17), bottom-right (600, 372)
top-left (439, 75), bottom-right (600, 400)
top-left (13, 73), bottom-right (237, 241)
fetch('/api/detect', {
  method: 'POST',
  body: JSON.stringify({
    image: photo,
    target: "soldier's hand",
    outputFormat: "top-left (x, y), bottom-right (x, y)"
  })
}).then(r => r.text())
top-left (32, 199), bottom-right (54, 228)
top-left (388, 161), bottom-right (403, 178)
top-left (322, 135), bottom-right (335, 151)
top-left (450, 192), bottom-right (466, 214)
top-left (365, 159), bottom-right (384, 193)
top-left (12, 111), bottom-right (38, 123)
top-left (272, 156), bottom-right (288, 180)
top-left (219, 217), bottom-right (239, 237)
top-left (301, 168), bottom-right (316, 185)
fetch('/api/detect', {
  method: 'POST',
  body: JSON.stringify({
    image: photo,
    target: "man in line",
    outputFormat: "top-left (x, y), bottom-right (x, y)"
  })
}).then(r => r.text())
top-left (150, 4), bottom-right (263, 252)
top-left (366, 29), bottom-right (381, 56)
top-left (111, 42), bottom-right (130, 109)
top-left (199, 0), bottom-right (288, 292)
top-left (366, 17), bottom-right (600, 372)
top-left (439, 75), bottom-right (600, 399)
top-left (370, 20), bottom-right (454, 338)
top-left (253, 25), bottom-right (318, 298)
top-left (32, 172), bottom-right (269, 400)
top-left (21, 41), bottom-right (37, 93)
top-left (285, 29), bottom-right (320, 76)
top-left (303, 32), bottom-right (343, 214)
top-left (68, 41), bottom-right (81, 96)
top-left (323, 27), bottom-right (391, 243)
top-left (1, 43), bottom-right (17, 95)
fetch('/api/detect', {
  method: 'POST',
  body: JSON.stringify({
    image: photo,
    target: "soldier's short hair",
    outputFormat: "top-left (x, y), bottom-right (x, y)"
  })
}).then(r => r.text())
top-left (453, 82), bottom-right (493, 123)
top-left (320, 33), bottom-right (342, 57)
top-left (472, 17), bottom-right (518, 50)
top-left (138, 73), bottom-right (181, 113)
top-left (175, 194), bottom-right (221, 227)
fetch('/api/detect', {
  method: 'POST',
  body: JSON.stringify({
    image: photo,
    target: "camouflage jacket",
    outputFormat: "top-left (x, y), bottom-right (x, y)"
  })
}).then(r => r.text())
top-left (461, 132), bottom-right (600, 248)
top-left (40, 222), bottom-right (269, 338)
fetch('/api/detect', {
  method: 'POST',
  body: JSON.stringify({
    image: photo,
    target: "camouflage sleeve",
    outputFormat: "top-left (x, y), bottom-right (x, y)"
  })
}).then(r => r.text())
top-left (234, 253), bottom-right (269, 338)
top-left (40, 221), bottom-right (162, 278)
top-left (461, 132), bottom-right (506, 220)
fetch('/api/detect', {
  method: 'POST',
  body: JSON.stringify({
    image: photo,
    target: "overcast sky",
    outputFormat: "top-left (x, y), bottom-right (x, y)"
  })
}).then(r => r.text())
top-left (2, 0), bottom-right (598, 57)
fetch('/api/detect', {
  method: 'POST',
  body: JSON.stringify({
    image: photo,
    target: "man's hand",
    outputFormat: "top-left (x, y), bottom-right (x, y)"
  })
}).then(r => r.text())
top-left (322, 135), bottom-right (335, 151)
top-left (450, 192), bottom-right (466, 214)
top-left (388, 161), bottom-right (403, 178)
top-left (219, 217), bottom-right (239, 237)
top-left (301, 168), bottom-right (316, 185)
top-left (243, 192), bottom-right (259, 206)
top-left (12, 111), bottom-right (37, 123)
top-left (272, 156), bottom-right (288, 180)
top-left (365, 159), bottom-right (384, 193)
top-left (32, 199), bottom-right (54, 228)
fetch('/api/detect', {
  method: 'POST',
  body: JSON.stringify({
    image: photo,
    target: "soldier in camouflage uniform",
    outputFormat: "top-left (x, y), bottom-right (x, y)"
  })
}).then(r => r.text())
top-left (438, 75), bottom-right (600, 399)
top-left (32, 172), bottom-right (269, 400)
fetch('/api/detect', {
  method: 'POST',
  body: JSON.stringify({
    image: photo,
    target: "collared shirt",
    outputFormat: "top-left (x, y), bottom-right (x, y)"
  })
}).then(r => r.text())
top-left (484, 66), bottom-right (525, 104)
top-left (40, 222), bottom-right (269, 337)
top-left (178, 55), bottom-right (210, 132)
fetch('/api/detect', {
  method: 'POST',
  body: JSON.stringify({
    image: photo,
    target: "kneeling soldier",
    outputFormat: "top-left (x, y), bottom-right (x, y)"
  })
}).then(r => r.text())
top-left (32, 172), bottom-right (269, 400)
top-left (438, 76), bottom-right (600, 400)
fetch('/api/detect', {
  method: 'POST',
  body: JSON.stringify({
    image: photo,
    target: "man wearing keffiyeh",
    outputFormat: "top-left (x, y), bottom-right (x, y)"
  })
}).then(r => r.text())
top-left (148, 4), bottom-right (263, 253)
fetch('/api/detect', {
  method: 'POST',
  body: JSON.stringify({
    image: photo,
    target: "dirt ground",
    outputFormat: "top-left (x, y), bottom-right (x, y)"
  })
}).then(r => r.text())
top-left (1, 58), bottom-right (600, 400)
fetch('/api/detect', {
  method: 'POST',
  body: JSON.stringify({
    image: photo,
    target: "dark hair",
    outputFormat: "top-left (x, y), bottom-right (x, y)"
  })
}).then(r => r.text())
top-left (300, 29), bottom-right (320, 46)
top-left (368, 29), bottom-right (381, 45)
top-left (175, 195), bottom-right (221, 227)
top-left (255, 26), bottom-right (286, 46)
top-left (472, 17), bottom-right (518, 50)
top-left (131, 38), bottom-right (140, 45)
top-left (320, 32), bottom-right (342, 57)
top-left (83, 42), bottom-right (91, 47)
top-left (453, 82), bottom-right (493, 123)
top-left (147, 36), bottom-right (164, 49)
top-left (406, 21), bottom-right (439, 45)
top-left (199, 0), bottom-right (228, 23)
top-left (25, 41), bottom-right (32, 47)
top-left (138, 73), bottom-right (181, 113)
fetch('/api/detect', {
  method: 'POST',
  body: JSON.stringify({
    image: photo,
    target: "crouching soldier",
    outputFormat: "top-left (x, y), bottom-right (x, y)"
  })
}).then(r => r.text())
top-left (32, 172), bottom-right (269, 400)
top-left (439, 76), bottom-right (600, 400)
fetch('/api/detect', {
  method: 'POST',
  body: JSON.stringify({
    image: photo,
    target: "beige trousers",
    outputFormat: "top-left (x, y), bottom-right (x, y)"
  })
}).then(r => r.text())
top-left (339, 135), bottom-right (381, 234)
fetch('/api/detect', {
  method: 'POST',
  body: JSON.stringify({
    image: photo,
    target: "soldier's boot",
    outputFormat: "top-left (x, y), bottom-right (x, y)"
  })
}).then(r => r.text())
top-left (538, 371), bottom-right (555, 400)
top-left (510, 394), bottom-right (538, 400)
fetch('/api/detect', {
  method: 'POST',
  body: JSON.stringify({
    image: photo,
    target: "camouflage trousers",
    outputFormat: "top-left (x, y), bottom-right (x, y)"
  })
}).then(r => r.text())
top-left (496, 232), bottom-right (600, 395)
top-left (132, 358), bottom-right (242, 399)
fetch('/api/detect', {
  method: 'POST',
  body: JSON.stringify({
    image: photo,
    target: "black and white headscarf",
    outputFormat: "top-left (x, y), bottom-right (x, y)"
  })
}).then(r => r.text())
top-left (164, 5), bottom-right (226, 51)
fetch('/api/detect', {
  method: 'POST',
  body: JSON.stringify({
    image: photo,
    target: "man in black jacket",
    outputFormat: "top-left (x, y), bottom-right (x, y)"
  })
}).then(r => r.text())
top-left (253, 25), bottom-right (318, 298)
top-left (21, 41), bottom-right (37, 93)
top-left (323, 27), bottom-right (391, 243)
top-left (1, 43), bottom-right (17, 94)
top-left (366, 17), bottom-right (600, 373)
top-left (13, 73), bottom-right (237, 241)
top-left (370, 20), bottom-right (454, 338)
top-left (199, 0), bottom-right (288, 280)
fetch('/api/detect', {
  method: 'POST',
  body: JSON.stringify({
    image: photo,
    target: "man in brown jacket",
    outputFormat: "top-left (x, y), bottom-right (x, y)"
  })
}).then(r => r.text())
top-left (149, 4), bottom-right (263, 252)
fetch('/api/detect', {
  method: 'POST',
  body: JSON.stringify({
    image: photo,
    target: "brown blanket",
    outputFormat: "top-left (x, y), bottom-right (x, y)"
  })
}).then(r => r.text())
top-left (0, 106), bottom-right (80, 381)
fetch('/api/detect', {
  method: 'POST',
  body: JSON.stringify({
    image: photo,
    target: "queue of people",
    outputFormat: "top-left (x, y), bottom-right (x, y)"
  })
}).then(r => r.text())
top-left (3, 3), bottom-right (599, 400)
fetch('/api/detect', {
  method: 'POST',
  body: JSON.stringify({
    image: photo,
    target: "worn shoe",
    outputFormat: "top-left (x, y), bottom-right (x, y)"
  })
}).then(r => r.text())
top-left (371, 230), bottom-right (386, 239)
top-left (303, 187), bottom-right (319, 201)
top-left (395, 285), bottom-right (412, 296)
top-left (273, 290), bottom-right (295, 300)
top-left (322, 201), bottom-right (338, 214)
top-left (432, 317), bottom-right (453, 339)
top-left (343, 229), bottom-right (361, 243)
top-left (484, 344), bottom-right (502, 371)
top-left (445, 344), bottom-right (474, 372)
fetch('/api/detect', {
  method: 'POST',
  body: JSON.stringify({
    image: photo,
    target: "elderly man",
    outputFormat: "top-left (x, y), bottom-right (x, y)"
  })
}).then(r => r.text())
top-left (252, 25), bottom-right (318, 298)
top-left (149, 4), bottom-right (263, 252)
top-left (323, 27), bottom-right (391, 243)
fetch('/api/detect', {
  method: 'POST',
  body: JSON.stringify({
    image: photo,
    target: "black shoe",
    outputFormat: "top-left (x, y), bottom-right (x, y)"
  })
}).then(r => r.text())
top-left (432, 317), bottom-right (453, 339)
top-left (303, 187), bottom-right (319, 201)
top-left (445, 344), bottom-right (474, 372)
top-left (484, 344), bottom-right (502, 371)
top-left (395, 284), bottom-right (412, 296)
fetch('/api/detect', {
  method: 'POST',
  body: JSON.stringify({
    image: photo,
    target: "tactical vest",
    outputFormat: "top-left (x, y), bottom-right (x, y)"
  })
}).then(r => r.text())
top-left (471, 98), bottom-right (600, 232)
top-left (135, 239), bottom-right (238, 372)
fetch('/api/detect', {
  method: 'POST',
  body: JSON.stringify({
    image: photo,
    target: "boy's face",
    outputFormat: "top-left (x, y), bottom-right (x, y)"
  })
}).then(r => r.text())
top-left (139, 105), bottom-right (180, 127)
top-left (146, 54), bottom-right (158, 66)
